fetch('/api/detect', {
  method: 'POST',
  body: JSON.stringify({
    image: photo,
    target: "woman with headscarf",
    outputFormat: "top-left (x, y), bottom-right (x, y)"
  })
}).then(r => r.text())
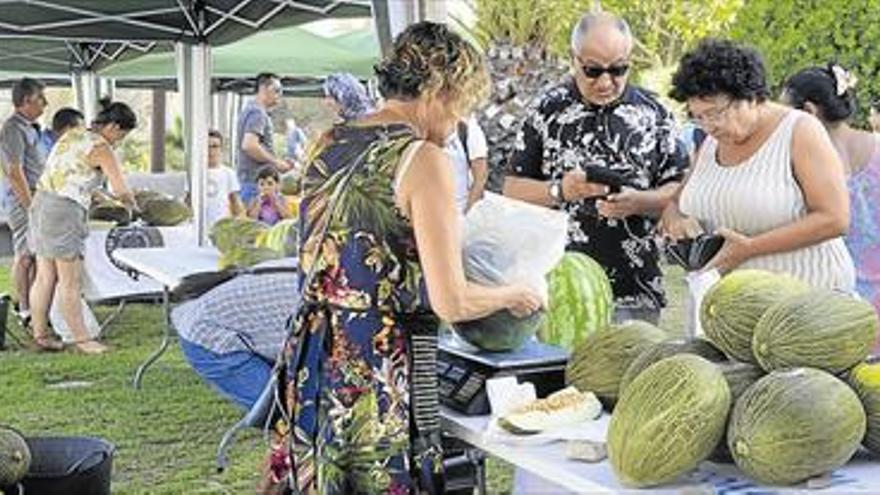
top-left (322, 72), bottom-right (376, 122)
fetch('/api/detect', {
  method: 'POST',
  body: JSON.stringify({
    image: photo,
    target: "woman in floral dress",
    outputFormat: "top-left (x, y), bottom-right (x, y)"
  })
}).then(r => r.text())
top-left (263, 22), bottom-right (543, 494)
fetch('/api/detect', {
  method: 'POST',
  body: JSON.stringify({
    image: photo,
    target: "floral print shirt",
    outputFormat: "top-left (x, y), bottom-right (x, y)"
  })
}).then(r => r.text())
top-left (509, 79), bottom-right (688, 310)
top-left (37, 126), bottom-right (106, 209)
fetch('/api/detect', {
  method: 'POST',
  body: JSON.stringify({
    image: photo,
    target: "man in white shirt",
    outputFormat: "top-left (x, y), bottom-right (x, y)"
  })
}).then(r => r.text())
top-left (445, 115), bottom-right (489, 213)
top-left (203, 130), bottom-right (244, 227)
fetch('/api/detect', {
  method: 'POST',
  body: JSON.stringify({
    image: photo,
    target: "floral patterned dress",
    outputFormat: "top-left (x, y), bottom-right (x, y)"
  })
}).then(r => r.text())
top-left (267, 123), bottom-right (444, 494)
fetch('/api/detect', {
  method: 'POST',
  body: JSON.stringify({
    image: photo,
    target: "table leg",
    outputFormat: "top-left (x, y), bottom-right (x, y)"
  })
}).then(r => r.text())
top-left (467, 447), bottom-right (487, 495)
top-left (132, 287), bottom-right (173, 389)
top-left (97, 299), bottom-right (127, 339)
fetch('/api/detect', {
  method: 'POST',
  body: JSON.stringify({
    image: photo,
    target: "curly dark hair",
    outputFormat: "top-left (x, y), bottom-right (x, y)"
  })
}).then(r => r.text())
top-left (670, 38), bottom-right (770, 103)
top-left (374, 21), bottom-right (488, 116)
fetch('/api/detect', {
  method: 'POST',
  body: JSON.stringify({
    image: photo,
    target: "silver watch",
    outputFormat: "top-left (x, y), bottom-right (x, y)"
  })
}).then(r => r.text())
top-left (549, 179), bottom-right (564, 203)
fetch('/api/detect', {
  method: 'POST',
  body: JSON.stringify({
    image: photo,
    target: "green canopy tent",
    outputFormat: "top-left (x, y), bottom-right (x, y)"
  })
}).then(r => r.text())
top-left (0, 0), bottom-right (373, 247)
top-left (100, 23), bottom-right (380, 82)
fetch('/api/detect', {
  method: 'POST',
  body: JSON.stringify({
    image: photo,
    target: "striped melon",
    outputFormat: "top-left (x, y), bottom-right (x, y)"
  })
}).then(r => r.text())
top-left (256, 218), bottom-right (299, 256)
top-left (701, 270), bottom-right (810, 363)
top-left (728, 368), bottom-right (866, 485)
top-left (848, 360), bottom-right (880, 455)
top-left (709, 361), bottom-right (765, 463)
top-left (0, 426), bottom-right (30, 487)
top-left (538, 252), bottom-right (613, 350)
top-left (565, 320), bottom-right (666, 405)
top-left (608, 354), bottom-right (731, 487)
top-left (718, 361), bottom-right (764, 402)
top-left (752, 290), bottom-right (878, 373)
top-left (619, 337), bottom-right (726, 394)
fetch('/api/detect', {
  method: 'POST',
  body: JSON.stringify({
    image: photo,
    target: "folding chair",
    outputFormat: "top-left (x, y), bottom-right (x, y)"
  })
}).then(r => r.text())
top-left (216, 372), bottom-right (278, 472)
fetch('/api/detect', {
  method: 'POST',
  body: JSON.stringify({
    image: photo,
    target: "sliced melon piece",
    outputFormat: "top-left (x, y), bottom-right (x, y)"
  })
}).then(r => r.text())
top-left (498, 386), bottom-right (601, 435)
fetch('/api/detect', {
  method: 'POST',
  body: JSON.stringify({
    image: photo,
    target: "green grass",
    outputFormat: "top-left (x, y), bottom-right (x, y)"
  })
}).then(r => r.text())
top-left (0, 262), bottom-right (688, 494)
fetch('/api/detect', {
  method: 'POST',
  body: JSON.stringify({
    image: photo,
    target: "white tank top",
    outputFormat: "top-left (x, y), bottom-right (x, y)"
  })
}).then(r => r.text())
top-left (679, 110), bottom-right (855, 291)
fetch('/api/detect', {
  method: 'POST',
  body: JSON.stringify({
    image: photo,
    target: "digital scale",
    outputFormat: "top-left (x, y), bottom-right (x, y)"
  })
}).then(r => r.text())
top-left (437, 333), bottom-right (569, 416)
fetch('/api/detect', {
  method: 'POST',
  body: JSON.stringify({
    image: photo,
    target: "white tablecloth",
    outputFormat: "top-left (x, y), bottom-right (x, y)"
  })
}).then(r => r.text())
top-left (441, 408), bottom-right (880, 494)
top-left (82, 224), bottom-right (198, 302)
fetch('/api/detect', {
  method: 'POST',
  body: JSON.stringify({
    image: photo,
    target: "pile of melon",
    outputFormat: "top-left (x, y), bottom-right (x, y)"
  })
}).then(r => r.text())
top-left (566, 269), bottom-right (880, 488)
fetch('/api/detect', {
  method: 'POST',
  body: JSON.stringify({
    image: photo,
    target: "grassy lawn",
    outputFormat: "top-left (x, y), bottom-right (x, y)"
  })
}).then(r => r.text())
top-left (0, 262), bottom-right (687, 494)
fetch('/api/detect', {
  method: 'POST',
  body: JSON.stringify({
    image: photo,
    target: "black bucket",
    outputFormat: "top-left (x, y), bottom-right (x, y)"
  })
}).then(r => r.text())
top-left (13, 437), bottom-right (114, 495)
top-left (0, 293), bottom-right (9, 350)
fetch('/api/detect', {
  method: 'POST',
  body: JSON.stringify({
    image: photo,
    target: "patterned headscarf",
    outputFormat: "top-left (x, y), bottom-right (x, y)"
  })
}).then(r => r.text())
top-left (323, 72), bottom-right (375, 121)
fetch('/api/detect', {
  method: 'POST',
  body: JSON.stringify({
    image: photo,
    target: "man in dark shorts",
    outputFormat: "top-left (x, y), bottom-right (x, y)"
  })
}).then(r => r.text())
top-left (0, 77), bottom-right (48, 322)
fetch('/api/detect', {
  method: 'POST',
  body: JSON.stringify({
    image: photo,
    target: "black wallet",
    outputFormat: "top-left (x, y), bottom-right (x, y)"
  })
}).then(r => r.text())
top-left (665, 234), bottom-right (725, 271)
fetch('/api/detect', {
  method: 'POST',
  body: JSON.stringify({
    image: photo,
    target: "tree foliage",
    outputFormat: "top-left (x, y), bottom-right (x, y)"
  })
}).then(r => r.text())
top-left (600, 0), bottom-right (743, 68)
top-left (729, 0), bottom-right (880, 117)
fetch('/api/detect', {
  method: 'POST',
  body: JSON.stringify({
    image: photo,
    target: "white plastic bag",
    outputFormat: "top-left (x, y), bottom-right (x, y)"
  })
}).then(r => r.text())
top-left (463, 193), bottom-right (568, 300)
top-left (684, 268), bottom-right (721, 338)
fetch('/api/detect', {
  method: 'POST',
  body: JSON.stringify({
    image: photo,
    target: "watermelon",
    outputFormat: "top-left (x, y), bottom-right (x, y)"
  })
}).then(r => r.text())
top-left (0, 426), bottom-right (30, 487)
top-left (538, 252), bottom-right (613, 350)
top-left (566, 320), bottom-right (666, 405)
top-left (847, 360), bottom-right (880, 455)
top-left (452, 310), bottom-right (545, 352)
top-left (701, 270), bottom-right (810, 363)
top-left (752, 290), bottom-right (878, 373)
top-left (728, 368), bottom-right (866, 485)
top-left (608, 354), bottom-right (731, 487)
top-left (619, 337), bottom-right (726, 394)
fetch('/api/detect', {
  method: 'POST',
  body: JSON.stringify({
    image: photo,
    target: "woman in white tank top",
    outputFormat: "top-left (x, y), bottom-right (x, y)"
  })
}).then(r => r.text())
top-left (662, 39), bottom-right (854, 291)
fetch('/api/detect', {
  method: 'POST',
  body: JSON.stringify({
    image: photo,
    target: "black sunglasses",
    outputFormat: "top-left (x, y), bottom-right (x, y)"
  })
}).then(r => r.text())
top-left (581, 64), bottom-right (630, 79)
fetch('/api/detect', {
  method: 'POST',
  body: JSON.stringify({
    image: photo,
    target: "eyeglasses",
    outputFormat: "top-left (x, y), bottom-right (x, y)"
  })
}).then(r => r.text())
top-left (690, 99), bottom-right (735, 126)
top-left (574, 55), bottom-right (630, 80)
top-left (581, 64), bottom-right (630, 79)
top-left (208, 143), bottom-right (222, 149)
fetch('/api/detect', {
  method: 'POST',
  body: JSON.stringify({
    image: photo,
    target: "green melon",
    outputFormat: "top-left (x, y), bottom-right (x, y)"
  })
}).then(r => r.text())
top-left (728, 368), bottom-right (866, 485)
top-left (565, 320), bottom-right (666, 404)
top-left (209, 217), bottom-right (268, 253)
top-left (0, 426), bottom-right (30, 487)
top-left (89, 197), bottom-right (131, 224)
top-left (847, 360), bottom-right (880, 455)
top-left (752, 290), bottom-right (878, 373)
top-left (619, 337), bottom-right (726, 394)
top-left (701, 270), bottom-right (810, 363)
top-left (218, 245), bottom-right (282, 269)
top-left (538, 252), bottom-right (614, 350)
top-left (452, 310), bottom-right (546, 352)
top-left (709, 361), bottom-right (765, 463)
top-left (257, 218), bottom-right (298, 256)
top-left (140, 198), bottom-right (191, 226)
top-left (608, 354), bottom-right (731, 487)
top-left (718, 361), bottom-right (765, 402)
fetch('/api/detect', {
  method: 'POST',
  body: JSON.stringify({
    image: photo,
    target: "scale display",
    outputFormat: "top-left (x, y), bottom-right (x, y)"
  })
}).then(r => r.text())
top-left (437, 334), bottom-right (569, 415)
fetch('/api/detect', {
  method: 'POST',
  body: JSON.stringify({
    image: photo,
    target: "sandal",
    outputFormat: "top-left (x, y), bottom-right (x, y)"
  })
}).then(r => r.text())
top-left (33, 334), bottom-right (64, 352)
top-left (71, 339), bottom-right (110, 355)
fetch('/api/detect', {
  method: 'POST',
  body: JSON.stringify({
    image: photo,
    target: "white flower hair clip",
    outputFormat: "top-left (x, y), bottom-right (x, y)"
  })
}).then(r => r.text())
top-left (830, 64), bottom-right (858, 96)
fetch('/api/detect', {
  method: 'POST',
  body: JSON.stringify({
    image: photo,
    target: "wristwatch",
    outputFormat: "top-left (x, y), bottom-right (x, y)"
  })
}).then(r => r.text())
top-left (549, 178), bottom-right (564, 204)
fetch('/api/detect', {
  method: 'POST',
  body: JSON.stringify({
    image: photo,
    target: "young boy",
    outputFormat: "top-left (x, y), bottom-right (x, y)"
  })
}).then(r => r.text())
top-left (202, 130), bottom-right (244, 227)
top-left (247, 166), bottom-right (292, 225)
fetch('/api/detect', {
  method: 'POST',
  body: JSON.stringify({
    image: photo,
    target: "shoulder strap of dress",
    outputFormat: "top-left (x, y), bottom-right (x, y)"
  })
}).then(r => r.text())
top-left (393, 139), bottom-right (427, 194)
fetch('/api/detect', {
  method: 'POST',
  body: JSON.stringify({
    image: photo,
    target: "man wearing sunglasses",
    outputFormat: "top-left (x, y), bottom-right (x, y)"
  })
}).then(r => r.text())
top-left (504, 12), bottom-right (689, 324)
top-left (236, 72), bottom-right (294, 204)
top-left (1, 77), bottom-right (48, 325)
